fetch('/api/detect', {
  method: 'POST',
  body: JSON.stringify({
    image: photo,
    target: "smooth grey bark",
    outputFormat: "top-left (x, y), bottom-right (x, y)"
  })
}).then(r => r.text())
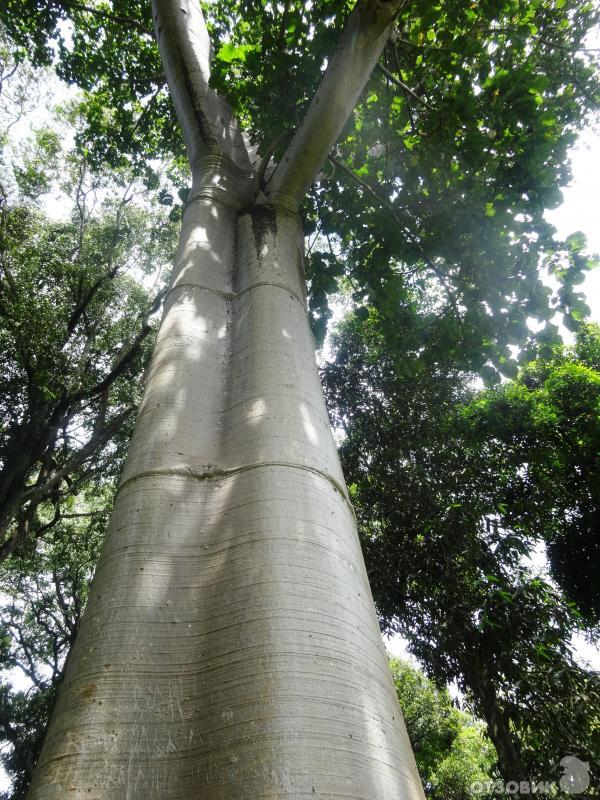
top-left (27, 1), bottom-right (425, 797)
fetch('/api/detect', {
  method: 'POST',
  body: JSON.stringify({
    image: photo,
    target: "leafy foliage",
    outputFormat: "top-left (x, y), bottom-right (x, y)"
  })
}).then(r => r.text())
top-left (390, 658), bottom-right (495, 799)
top-left (0, 63), bottom-right (178, 563)
top-left (323, 312), bottom-right (600, 785)
top-left (1, 0), bottom-right (598, 375)
top-left (464, 324), bottom-right (600, 624)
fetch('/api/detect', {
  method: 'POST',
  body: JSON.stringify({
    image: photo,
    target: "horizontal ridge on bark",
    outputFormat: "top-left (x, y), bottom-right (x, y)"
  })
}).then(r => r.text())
top-left (116, 459), bottom-right (353, 509)
top-left (164, 280), bottom-right (307, 314)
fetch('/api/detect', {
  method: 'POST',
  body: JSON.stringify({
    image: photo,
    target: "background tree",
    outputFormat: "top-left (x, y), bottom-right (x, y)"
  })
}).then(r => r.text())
top-left (323, 312), bottom-right (600, 788)
top-left (389, 658), bottom-right (495, 799)
top-left (464, 323), bottom-right (600, 624)
top-left (0, 81), bottom-right (177, 560)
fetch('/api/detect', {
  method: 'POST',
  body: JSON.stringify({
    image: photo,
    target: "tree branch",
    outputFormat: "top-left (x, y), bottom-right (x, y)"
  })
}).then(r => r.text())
top-left (69, 287), bottom-right (166, 403)
top-left (262, 0), bottom-right (404, 211)
top-left (66, 263), bottom-right (119, 335)
top-left (390, 42), bottom-right (416, 131)
top-left (253, 130), bottom-right (290, 196)
top-left (328, 155), bottom-right (465, 325)
top-left (151, 0), bottom-right (251, 186)
top-left (328, 155), bottom-right (405, 214)
top-left (376, 62), bottom-right (431, 108)
top-left (51, 0), bottom-right (153, 36)
top-left (66, 180), bottom-right (134, 336)
top-left (17, 408), bottom-right (133, 515)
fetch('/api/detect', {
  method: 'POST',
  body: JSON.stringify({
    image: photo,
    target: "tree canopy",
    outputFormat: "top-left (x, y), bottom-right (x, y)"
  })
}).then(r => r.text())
top-left (390, 658), bottom-right (495, 799)
top-left (323, 313), bottom-right (600, 787)
top-left (2, 0), bottom-right (599, 374)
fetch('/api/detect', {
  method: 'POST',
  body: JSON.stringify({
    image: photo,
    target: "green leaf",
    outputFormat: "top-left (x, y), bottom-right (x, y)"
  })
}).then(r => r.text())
top-left (215, 42), bottom-right (257, 63)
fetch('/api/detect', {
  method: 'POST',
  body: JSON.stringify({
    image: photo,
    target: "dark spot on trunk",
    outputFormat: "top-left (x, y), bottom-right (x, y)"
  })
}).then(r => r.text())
top-left (250, 206), bottom-right (279, 251)
top-left (79, 683), bottom-right (97, 700)
top-left (181, 70), bottom-right (215, 145)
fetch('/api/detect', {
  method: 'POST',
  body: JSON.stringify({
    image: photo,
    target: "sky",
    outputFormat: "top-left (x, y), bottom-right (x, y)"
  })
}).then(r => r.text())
top-left (546, 128), bottom-right (600, 326)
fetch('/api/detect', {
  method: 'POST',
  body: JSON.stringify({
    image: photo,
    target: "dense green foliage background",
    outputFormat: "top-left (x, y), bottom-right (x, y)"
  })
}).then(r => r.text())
top-left (323, 311), bottom-right (600, 788)
top-left (389, 658), bottom-right (496, 799)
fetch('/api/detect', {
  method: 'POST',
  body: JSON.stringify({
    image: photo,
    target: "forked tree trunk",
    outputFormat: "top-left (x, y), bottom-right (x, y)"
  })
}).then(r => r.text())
top-left (28, 1), bottom-right (425, 797)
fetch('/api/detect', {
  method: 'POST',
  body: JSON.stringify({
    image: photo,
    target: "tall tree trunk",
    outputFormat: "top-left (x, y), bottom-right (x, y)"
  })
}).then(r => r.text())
top-left (28, 1), bottom-right (425, 797)
top-left (467, 666), bottom-right (525, 792)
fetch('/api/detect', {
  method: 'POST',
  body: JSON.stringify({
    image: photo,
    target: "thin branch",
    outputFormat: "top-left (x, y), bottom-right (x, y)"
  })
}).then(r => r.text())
top-left (536, 37), bottom-right (600, 54)
top-left (465, 23), bottom-right (600, 56)
top-left (135, 72), bottom-right (166, 86)
top-left (60, 510), bottom-right (104, 519)
top-left (51, 0), bottom-right (153, 36)
top-left (69, 286), bottom-right (166, 403)
top-left (328, 155), bottom-right (405, 214)
top-left (35, 502), bottom-right (61, 539)
top-left (277, 0), bottom-right (291, 46)
top-left (66, 263), bottom-right (119, 335)
top-left (311, 188), bottom-right (338, 263)
top-left (52, 569), bottom-right (75, 635)
top-left (68, 160), bottom-right (87, 263)
top-left (254, 130), bottom-right (290, 196)
top-left (390, 34), bottom-right (421, 49)
top-left (0, 63), bottom-right (19, 95)
top-left (128, 86), bottom-right (162, 139)
top-left (376, 62), bottom-right (431, 108)
top-left (18, 407), bottom-right (133, 512)
top-left (328, 154), bottom-right (465, 326)
top-left (391, 42), bottom-right (416, 132)
top-left (8, 625), bottom-right (45, 691)
top-left (65, 176), bottom-right (135, 336)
